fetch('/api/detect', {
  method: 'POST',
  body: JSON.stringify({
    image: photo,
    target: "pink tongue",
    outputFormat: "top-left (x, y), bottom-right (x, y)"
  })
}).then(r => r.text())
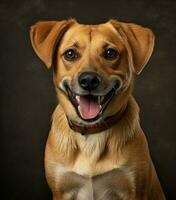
top-left (78, 96), bottom-right (101, 119)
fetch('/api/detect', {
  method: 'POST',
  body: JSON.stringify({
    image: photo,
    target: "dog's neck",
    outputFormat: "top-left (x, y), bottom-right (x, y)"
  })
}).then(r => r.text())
top-left (66, 105), bottom-right (127, 135)
top-left (51, 96), bottom-right (140, 160)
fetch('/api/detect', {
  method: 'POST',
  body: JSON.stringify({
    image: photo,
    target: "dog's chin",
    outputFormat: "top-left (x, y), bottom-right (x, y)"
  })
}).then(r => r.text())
top-left (64, 84), bottom-right (119, 124)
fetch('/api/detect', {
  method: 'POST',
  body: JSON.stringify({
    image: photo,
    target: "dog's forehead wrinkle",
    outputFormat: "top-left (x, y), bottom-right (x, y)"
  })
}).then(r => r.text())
top-left (62, 24), bottom-right (123, 53)
top-left (61, 25), bottom-right (91, 49)
top-left (71, 41), bottom-right (79, 48)
top-left (89, 25), bottom-right (99, 41)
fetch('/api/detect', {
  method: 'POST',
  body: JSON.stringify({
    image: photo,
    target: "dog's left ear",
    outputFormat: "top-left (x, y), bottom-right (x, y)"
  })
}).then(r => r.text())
top-left (110, 20), bottom-right (155, 74)
top-left (30, 19), bottom-right (75, 68)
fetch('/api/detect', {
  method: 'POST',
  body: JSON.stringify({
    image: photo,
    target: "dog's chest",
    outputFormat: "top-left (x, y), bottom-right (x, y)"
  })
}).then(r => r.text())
top-left (57, 168), bottom-right (135, 200)
top-left (51, 150), bottom-right (135, 199)
top-left (71, 154), bottom-right (122, 176)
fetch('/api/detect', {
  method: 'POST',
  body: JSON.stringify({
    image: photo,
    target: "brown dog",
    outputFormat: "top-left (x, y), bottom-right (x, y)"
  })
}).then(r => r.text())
top-left (30, 19), bottom-right (165, 200)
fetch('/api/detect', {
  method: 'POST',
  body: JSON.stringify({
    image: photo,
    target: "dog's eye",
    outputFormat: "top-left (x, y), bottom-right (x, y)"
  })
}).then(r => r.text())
top-left (63, 49), bottom-right (80, 62)
top-left (103, 48), bottom-right (119, 60)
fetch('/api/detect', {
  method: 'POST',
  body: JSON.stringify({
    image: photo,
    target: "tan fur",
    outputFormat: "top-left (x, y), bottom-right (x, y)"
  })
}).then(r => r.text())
top-left (30, 19), bottom-right (165, 199)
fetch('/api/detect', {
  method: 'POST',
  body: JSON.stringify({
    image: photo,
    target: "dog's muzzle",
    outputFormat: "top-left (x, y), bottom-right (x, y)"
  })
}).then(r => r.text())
top-left (62, 72), bottom-right (121, 122)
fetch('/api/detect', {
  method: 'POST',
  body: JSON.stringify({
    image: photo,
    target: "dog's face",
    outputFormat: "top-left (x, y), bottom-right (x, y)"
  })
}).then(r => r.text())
top-left (30, 19), bottom-right (154, 124)
top-left (54, 22), bottom-right (130, 124)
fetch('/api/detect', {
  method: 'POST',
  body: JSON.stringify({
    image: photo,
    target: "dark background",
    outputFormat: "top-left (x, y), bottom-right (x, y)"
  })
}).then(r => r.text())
top-left (0, 0), bottom-right (176, 199)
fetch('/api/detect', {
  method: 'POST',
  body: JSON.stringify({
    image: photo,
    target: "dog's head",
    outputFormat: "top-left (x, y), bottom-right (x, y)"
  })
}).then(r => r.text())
top-left (30, 19), bottom-right (154, 125)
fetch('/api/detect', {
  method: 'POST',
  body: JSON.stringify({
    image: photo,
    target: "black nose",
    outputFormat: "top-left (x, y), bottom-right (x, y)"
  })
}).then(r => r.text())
top-left (78, 72), bottom-right (101, 91)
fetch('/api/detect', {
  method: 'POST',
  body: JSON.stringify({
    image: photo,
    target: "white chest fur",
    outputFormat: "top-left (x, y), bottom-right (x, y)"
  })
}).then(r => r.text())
top-left (49, 128), bottom-right (126, 179)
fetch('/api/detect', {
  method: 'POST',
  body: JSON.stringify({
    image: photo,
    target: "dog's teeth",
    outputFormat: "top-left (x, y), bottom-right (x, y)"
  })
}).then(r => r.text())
top-left (100, 96), bottom-right (105, 102)
top-left (76, 96), bottom-right (80, 103)
top-left (98, 96), bottom-right (101, 104)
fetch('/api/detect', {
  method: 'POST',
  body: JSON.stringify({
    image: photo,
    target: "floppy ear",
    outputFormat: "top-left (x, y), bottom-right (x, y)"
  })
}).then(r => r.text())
top-left (30, 19), bottom-right (75, 68)
top-left (110, 20), bottom-right (155, 74)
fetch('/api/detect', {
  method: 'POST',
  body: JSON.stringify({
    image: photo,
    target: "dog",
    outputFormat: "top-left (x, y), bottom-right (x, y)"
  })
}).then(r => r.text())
top-left (30, 19), bottom-right (166, 200)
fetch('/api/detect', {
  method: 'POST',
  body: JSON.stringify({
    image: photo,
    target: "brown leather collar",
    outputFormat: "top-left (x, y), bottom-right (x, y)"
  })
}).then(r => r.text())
top-left (67, 106), bottom-right (127, 135)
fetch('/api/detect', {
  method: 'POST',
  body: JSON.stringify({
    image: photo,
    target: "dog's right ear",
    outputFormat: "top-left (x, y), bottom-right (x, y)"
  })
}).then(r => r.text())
top-left (30, 19), bottom-right (75, 68)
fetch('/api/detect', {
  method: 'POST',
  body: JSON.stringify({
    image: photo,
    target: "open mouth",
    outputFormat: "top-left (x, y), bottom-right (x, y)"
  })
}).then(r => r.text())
top-left (65, 84), bottom-right (119, 122)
